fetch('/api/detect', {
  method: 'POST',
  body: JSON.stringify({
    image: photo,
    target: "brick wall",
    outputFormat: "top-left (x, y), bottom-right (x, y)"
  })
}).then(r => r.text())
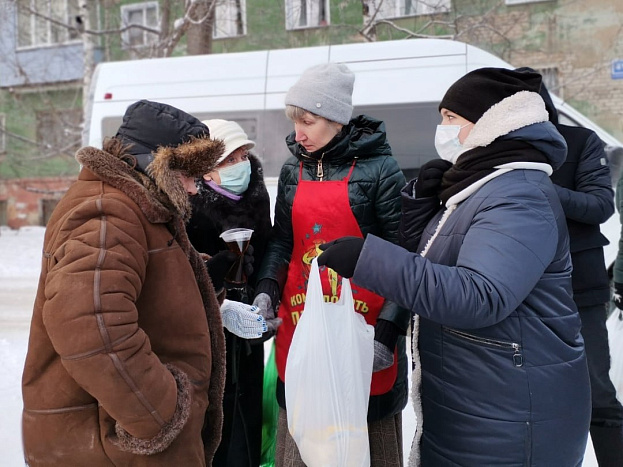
top-left (0, 176), bottom-right (75, 228)
top-left (458, 0), bottom-right (623, 141)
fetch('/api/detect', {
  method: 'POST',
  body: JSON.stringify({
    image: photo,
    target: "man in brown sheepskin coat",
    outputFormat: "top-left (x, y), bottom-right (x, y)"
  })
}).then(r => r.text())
top-left (22, 100), bottom-right (228, 466)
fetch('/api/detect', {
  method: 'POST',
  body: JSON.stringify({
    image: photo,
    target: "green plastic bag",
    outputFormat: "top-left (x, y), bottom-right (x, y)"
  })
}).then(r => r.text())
top-left (260, 341), bottom-right (279, 467)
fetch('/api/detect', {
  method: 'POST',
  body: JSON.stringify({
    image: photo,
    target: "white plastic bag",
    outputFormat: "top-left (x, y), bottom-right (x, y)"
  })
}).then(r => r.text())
top-left (607, 309), bottom-right (623, 403)
top-left (285, 258), bottom-right (375, 467)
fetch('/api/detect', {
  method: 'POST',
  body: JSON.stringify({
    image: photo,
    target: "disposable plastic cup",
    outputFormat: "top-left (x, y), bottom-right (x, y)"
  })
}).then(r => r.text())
top-left (219, 228), bottom-right (254, 285)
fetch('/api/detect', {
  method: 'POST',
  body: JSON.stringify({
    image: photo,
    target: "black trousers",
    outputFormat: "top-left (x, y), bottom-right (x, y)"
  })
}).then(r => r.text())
top-left (579, 305), bottom-right (623, 467)
top-left (579, 304), bottom-right (623, 425)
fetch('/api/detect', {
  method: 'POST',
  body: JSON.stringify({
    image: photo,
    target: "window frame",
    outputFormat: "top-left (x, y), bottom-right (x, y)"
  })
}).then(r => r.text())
top-left (16, 0), bottom-right (82, 49)
top-left (213, 0), bottom-right (247, 39)
top-left (505, 0), bottom-right (554, 5)
top-left (373, 0), bottom-right (451, 20)
top-left (285, 0), bottom-right (330, 31)
top-left (120, 1), bottom-right (159, 49)
top-left (535, 66), bottom-right (561, 98)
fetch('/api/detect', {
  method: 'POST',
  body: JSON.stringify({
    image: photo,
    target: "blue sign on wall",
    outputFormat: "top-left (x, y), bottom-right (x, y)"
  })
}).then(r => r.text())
top-left (613, 60), bottom-right (623, 80)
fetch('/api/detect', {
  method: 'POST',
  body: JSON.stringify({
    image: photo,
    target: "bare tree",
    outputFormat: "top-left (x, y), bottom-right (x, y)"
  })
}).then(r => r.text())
top-left (187, 0), bottom-right (216, 55)
top-left (4, 0), bottom-right (217, 168)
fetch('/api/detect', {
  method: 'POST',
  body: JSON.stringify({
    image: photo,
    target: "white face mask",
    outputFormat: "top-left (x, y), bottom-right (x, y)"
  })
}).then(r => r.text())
top-left (434, 123), bottom-right (471, 164)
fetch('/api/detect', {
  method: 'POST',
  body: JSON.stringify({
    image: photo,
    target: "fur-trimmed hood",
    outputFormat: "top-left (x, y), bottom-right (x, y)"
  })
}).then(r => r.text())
top-left (463, 91), bottom-right (548, 149)
top-left (76, 136), bottom-right (225, 223)
top-left (460, 90), bottom-right (567, 171)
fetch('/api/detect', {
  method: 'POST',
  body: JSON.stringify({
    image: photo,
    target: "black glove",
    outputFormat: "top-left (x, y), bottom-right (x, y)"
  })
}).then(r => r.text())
top-left (318, 236), bottom-right (365, 278)
top-left (205, 250), bottom-right (238, 292)
top-left (243, 244), bottom-right (254, 278)
top-left (614, 282), bottom-right (623, 310)
top-left (414, 159), bottom-right (452, 199)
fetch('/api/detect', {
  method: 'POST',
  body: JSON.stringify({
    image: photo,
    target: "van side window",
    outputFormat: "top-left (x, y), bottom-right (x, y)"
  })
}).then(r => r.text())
top-left (357, 103), bottom-right (440, 180)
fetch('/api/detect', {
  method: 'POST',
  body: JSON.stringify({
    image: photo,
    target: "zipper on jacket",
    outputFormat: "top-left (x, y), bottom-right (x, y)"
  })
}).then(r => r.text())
top-left (316, 153), bottom-right (325, 180)
top-left (444, 328), bottom-right (523, 368)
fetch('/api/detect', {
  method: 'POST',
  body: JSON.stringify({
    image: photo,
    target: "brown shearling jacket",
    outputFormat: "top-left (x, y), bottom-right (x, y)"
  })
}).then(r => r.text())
top-left (22, 142), bottom-right (226, 466)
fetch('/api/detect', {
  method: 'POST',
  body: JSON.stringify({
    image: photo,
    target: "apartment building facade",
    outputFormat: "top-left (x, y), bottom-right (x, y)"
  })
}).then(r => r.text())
top-left (0, 0), bottom-right (621, 227)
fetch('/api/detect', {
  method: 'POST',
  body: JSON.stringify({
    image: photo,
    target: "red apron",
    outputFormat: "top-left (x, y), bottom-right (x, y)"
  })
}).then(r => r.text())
top-left (276, 162), bottom-right (397, 395)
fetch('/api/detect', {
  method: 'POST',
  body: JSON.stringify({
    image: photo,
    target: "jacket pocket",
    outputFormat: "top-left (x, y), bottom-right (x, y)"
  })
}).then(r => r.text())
top-left (444, 327), bottom-right (523, 368)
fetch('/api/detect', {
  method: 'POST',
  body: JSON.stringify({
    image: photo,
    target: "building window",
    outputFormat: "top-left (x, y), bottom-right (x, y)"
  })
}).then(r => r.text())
top-left (372, 0), bottom-right (450, 19)
top-left (0, 114), bottom-right (5, 153)
top-left (285, 0), bottom-right (329, 30)
top-left (536, 66), bottom-right (560, 97)
top-left (213, 0), bottom-right (246, 38)
top-left (17, 0), bottom-right (81, 48)
top-left (36, 109), bottom-right (82, 158)
top-left (120, 1), bottom-right (159, 48)
top-left (505, 0), bottom-right (554, 5)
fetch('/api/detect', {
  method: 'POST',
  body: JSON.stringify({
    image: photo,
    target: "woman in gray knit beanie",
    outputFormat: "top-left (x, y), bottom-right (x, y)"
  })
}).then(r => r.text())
top-left (252, 62), bottom-right (410, 466)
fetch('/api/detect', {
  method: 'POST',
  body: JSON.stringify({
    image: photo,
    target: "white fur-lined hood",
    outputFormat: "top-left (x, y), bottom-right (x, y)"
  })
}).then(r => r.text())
top-left (463, 91), bottom-right (548, 149)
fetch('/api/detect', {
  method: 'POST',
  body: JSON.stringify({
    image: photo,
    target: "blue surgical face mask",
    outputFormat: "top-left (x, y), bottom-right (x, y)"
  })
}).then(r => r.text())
top-left (217, 160), bottom-right (251, 194)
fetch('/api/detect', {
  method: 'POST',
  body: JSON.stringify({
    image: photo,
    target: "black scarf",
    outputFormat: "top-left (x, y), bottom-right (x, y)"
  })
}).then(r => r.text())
top-left (439, 139), bottom-right (549, 204)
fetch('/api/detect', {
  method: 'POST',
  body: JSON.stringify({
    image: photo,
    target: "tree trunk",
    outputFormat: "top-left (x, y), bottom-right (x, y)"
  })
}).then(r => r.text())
top-left (187, 0), bottom-right (214, 55)
top-left (80, 0), bottom-right (96, 146)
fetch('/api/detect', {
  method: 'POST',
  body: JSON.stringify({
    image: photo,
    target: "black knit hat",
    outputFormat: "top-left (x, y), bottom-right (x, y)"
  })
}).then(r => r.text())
top-left (115, 99), bottom-right (211, 173)
top-left (439, 67), bottom-right (542, 123)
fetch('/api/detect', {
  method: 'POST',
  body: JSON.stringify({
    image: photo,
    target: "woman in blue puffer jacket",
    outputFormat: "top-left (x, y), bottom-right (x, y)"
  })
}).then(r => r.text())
top-left (319, 67), bottom-right (591, 466)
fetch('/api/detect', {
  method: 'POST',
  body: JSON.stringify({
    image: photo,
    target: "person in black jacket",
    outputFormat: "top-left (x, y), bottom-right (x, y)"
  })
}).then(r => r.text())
top-left (186, 119), bottom-right (278, 467)
top-left (533, 74), bottom-right (623, 466)
top-left (254, 62), bottom-right (409, 466)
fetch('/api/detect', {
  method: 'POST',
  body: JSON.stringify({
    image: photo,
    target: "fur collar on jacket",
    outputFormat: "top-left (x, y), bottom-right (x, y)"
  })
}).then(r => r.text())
top-left (76, 136), bottom-right (225, 224)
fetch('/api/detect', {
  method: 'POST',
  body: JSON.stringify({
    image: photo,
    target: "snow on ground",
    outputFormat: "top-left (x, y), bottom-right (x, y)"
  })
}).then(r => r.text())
top-left (0, 226), bottom-right (598, 466)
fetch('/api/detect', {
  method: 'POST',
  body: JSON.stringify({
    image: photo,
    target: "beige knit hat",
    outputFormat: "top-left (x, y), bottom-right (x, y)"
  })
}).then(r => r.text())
top-left (202, 119), bottom-right (255, 165)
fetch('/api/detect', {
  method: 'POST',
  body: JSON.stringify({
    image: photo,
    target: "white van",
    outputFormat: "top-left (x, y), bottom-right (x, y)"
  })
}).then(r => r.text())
top-left (84, 38), bottom-right (623, 266)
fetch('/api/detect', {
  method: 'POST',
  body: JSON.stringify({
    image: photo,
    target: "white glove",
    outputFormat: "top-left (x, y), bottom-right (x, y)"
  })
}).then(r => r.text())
top-left (220, 299), bottom-right (267, 339)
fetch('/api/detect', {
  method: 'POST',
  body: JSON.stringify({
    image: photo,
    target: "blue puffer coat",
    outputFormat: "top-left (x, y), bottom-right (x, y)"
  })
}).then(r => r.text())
top-left (351, 117), bottom-right (591, 463)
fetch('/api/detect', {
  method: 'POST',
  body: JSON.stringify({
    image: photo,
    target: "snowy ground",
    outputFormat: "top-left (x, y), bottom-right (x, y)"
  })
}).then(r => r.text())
top-left (0, 226), bottom-right (598, 466)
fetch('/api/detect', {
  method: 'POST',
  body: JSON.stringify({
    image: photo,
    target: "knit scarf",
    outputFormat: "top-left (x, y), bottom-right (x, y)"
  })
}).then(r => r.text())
top-left (439, 139), bottom-right (549, 205)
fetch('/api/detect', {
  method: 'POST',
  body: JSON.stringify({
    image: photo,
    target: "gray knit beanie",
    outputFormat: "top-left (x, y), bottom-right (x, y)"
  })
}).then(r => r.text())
top-left (285, 63), bottom-right (355, 125)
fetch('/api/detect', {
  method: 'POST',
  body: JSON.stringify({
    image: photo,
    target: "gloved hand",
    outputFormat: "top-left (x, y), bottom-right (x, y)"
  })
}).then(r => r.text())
top-left (373, 341), bottom-right (394, 372)
top-left (220, 299), bottom-right (267, 339)
top-left (318, 236), bottom-right (365, 278)
top-left (373, 319), bottom-right (399, 372)
top-left (205, 250), bottom-right (238, 291)
top-left (249, 279), bottom-right (284, 344)
top-left (253, 293), bottom-right (283, 333)
top-left (414, 159), bottom-right (452, 199)
top-left (614, 282), bottom-right (623, 310)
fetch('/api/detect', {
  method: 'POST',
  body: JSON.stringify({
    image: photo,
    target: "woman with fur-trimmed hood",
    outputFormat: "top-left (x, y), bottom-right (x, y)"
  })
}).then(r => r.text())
top-left (319, 68), bottom-right (592, 465)
top-left (22, 100), bottom-right (228, 466)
